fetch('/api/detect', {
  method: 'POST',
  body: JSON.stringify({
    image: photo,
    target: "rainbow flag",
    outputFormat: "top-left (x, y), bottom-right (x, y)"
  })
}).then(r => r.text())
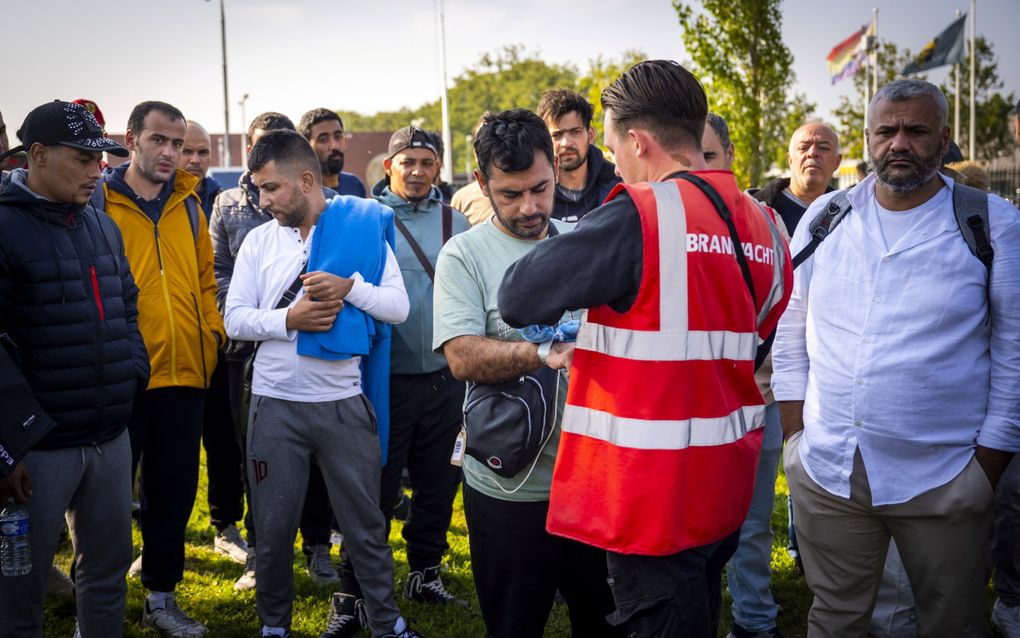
top-left (827, 25), bottom-right (868, 85)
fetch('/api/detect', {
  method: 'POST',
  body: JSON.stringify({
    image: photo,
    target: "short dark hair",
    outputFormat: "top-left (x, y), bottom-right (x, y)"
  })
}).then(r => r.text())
top-left (705, 113), bottom-right (731, 150)
top-left (473, 109), bottom-right (555, 182)
top-left (299, 108), bottom-right (343, 140)
top-left (426, 130), bottom-right (444, 160)
top-left (247, 129), bottom-right (321, 183)
top-left (247, 112), bottom-right (295, 141)
top-left (537, 89), bottom-right (594, 129)
top-left (601, 60), bottom-right (707, 151)
top-left (127, 101), bottom-right (185, 135)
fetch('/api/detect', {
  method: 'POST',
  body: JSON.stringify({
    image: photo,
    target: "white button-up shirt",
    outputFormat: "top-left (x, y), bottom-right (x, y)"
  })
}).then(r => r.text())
top-left (773, 174), bottom-right (1020, 505)
top-left (224, 215), bottom-right (409, 403)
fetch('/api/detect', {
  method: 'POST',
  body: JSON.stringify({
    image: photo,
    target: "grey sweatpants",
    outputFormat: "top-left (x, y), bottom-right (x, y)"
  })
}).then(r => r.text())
top-left (248, 393), bottom-right (399, 636)
top-left (0, 429), bottom-right (133, 638)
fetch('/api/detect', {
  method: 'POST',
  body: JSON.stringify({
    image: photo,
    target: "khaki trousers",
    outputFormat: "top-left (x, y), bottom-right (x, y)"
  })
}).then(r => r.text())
top-left (784, 432), bottom-right (994, 638)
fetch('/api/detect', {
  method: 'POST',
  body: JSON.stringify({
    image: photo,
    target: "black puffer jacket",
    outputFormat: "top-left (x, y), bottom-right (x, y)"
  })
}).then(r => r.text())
top-left (0, 169), bottom-right (149, 450)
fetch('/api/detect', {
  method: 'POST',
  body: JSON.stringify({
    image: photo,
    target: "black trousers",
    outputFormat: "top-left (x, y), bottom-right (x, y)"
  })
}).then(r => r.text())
top-left (338, 369), bottom-right (465, 593)
top-left (203, 357), bottom-right (245, 531)
top-left (462, 483), bottom-right (622, 638)
top-left (128, 387), bottom-right (205, 592)
top-left (605, 528), bottom-right (741, 637)
top-left (227, 359), bottom-right (256, 546)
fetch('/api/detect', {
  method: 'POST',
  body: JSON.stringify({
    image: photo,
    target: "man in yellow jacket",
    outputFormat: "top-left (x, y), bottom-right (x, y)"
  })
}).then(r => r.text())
top-left (98, 100), bottom-right (224, 638)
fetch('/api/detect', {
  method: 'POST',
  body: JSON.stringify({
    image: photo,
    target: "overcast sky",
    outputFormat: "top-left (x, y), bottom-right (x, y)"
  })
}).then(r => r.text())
top-left (5, 0), bottom-right (1018, 143)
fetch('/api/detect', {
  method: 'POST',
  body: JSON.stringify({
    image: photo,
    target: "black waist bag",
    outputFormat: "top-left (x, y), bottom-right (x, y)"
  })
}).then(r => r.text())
top-left (463, 366), bottom-right (558, 478)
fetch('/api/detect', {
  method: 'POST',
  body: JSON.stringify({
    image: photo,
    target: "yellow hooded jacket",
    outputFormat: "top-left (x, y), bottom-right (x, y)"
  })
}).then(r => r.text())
top-left (102, 169), bottom-right (225, 390)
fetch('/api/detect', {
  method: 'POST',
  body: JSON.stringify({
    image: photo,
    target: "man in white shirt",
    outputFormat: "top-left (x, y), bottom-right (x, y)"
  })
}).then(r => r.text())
top-left (223, 130), bottom-right (419, 638)
top-left (773, 79), bottom-right (1020, 637)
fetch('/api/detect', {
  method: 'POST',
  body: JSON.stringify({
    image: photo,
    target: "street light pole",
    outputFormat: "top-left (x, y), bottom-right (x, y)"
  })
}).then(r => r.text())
top-left (208, 0), bottom-right (232, 167)
top-left (238, 93), bottom-right (250, 167)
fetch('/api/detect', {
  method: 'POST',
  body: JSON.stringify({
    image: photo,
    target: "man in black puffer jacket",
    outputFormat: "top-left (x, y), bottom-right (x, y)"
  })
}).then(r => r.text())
top-left (0, 101), bottom-right (149, 638)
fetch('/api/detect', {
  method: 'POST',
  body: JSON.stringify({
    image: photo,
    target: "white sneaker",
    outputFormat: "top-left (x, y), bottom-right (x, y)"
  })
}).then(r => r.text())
top-left (305, 544), bottom-right (339, 587)
top-left (128, 553), bottom-right (142, 578)
top-left (214, 524), bottom-right (249, 564)
top-left (142, 595), bottom-right (209, 637)
top-left (993, 599), bottom-right (1020, 638)
top-left (234, 550), bottom-right (256, 591)
top-left (71, 622), bottom-right (81, 638)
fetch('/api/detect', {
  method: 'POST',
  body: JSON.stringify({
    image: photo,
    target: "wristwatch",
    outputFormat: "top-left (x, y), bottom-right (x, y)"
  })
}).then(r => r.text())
top-left (537, 340), bottom-right (554, 367)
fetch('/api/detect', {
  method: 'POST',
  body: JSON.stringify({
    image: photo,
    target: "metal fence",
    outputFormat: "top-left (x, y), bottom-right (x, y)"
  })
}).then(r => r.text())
top-left (986, 165), bottom-right (1020, 205)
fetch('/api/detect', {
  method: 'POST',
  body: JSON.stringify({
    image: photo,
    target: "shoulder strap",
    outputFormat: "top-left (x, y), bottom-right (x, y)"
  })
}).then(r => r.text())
top-left (952, 182), bottom-right (993, 273)
top-left (791, 190), bottom-right (853, 268)
top-left (393, 215), bottom-right (436, 282)
top-left (275, 266), bottom-right (306, 310)
top-left (673, 173), bottom-right (756, 307)
top-left (89, 182), bottom-right (106, 212)
top-left (184, 194), bottom-right (201, 243)
top-left (442, 203), bottom-right (453, 245)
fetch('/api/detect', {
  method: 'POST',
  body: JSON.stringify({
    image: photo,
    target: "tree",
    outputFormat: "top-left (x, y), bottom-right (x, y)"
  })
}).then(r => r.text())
top-left (674, 0), bottom-right (802, 188)
top-left (577, 50), bottom-right (647, 144)
top-left (338, 46), bottom-right (578, 177)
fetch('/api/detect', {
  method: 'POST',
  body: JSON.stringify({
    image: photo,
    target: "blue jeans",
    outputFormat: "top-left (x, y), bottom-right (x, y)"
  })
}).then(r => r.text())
top-left (727, 401), bottom-right (783, 632)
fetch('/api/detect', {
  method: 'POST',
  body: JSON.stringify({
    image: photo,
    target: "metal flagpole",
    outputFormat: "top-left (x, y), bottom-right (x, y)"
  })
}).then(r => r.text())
top-left (969, 0), bottom-right (976, 159)
top-left (872, 8), bottom-right (878, 95)
top-left (219, 0), bottom-right (231, 166)
top-left (954, 9), bottom-right (961, 140)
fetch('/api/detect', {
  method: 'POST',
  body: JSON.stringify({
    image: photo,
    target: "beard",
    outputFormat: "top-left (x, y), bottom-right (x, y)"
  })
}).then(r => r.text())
top-left (490, 196), bottom-right (549, 239)
top-left (874, 149), bottom-right (941, 193)
top-left (272, 188), bottom-right (310, 229)
top-left (135, 153), bottom-right (173, 184)
top-left (321, 151), bottom-right (345, 176)
top-left (557, 147), bottom-right (587, 172)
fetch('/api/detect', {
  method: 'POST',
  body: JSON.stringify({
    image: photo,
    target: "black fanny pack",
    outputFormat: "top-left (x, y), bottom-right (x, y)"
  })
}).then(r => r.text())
top-left (463, 366), bottom-right (559, 478)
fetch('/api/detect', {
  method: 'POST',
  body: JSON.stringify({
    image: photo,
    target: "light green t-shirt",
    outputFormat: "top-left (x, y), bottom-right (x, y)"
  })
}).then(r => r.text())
top-left (432, 219), bottom-right (575, 502)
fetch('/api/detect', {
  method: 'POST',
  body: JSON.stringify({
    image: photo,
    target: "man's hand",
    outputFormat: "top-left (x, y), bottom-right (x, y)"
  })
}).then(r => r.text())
top-left (286, 295), bottom-right (344, 332)
top-left (545, 342), bottom-right (575, 370)
top-left (301, 271), bottom-right (355, 302)
top-left (0, 463), bottom-right (31, 504)
top-left (778, 400), bottom-right (805, 442)
top-left (975, 446), bottom-right (1014, 491)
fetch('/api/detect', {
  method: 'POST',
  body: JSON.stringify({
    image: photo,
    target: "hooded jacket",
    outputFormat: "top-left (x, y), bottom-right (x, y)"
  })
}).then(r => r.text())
top-left (0, 169), bottom-right (149, 450)
top-left (100, 165), bottom-right (224, 390)
top-left (372, 181), bottom-right (470, 375)
top-left (552, 146), bottom-right (621, 223)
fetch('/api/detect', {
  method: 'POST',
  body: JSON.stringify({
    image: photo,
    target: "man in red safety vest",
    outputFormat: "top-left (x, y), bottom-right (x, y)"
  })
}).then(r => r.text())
top-left (497, 59), bottom-right (793, 637)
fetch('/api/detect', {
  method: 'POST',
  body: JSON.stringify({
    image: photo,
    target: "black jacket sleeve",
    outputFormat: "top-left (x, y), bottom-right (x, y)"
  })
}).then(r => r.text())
top-left (498, 193), bottom-right (643, 328)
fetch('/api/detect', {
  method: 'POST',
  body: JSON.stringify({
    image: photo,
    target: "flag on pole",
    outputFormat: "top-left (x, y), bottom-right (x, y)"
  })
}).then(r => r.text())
top-left (827, 23), bottom-right (874, 85)
top-left (901, 14), bottom-right (967, 75)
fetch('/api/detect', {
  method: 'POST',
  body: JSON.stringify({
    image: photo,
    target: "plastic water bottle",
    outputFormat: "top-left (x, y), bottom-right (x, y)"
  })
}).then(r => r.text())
top-left (0, 501), bottom-right (31, 577)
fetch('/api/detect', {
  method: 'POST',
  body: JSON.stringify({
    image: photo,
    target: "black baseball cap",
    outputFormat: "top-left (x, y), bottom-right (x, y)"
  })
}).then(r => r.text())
top-left (387, 125), bottom-right (438, 160)
top-left (2, 100), bottom-right (128, 161)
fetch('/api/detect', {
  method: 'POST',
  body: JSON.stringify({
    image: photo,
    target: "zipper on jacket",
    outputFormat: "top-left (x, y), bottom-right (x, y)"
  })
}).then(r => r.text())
top-left (153, 225), bottom-right (180, 386)
top-left (88, 265), bottom-right (105, 321)
top-left (192, 292), bottom-right (208, 387)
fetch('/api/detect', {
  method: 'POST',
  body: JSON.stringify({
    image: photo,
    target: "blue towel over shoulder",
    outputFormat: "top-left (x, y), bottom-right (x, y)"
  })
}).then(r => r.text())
top-left (297, 195), bottom-right (396, 462)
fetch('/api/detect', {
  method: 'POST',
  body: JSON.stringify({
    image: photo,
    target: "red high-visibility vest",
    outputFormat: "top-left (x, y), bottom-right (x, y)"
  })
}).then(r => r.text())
top-left (547, 172), bottom-right (792, 556)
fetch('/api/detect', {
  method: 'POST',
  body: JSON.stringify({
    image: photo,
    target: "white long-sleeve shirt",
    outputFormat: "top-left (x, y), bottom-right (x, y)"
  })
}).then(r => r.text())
top-left (224, 219), bottom-right (409, 403)
top-left (772, 174), bottom-right (1020, 506)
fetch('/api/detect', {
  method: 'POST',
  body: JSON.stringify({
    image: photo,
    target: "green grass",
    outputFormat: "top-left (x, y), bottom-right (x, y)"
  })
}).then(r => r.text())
top-left (42, 455), bottom-right (816, 637)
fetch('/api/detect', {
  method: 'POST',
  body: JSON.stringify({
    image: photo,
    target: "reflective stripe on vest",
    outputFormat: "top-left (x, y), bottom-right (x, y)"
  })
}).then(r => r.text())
top-left (562, 403), bottom-right (765, 450)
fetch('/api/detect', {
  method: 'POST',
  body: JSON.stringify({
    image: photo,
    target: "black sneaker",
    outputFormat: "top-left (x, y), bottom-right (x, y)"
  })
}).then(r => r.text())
top-left (319, 593), bottom-right (367, 638)
top-left (726, 623), bottom-right (784, 638)
top-left (403, 565), bottom-right (467, 607)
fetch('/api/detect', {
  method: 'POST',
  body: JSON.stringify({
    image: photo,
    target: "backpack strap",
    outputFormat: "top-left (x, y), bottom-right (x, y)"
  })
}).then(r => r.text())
top-left (441, 203), bottom-right (453, 245)
top-left (394, 216), bottom-right (437, 282)
top-left (952, 182), bottom-right (993, 273)
top-left (183, 194), bottom-right (201, 243)
top-left (791, 190), bottom-right (853, 268)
